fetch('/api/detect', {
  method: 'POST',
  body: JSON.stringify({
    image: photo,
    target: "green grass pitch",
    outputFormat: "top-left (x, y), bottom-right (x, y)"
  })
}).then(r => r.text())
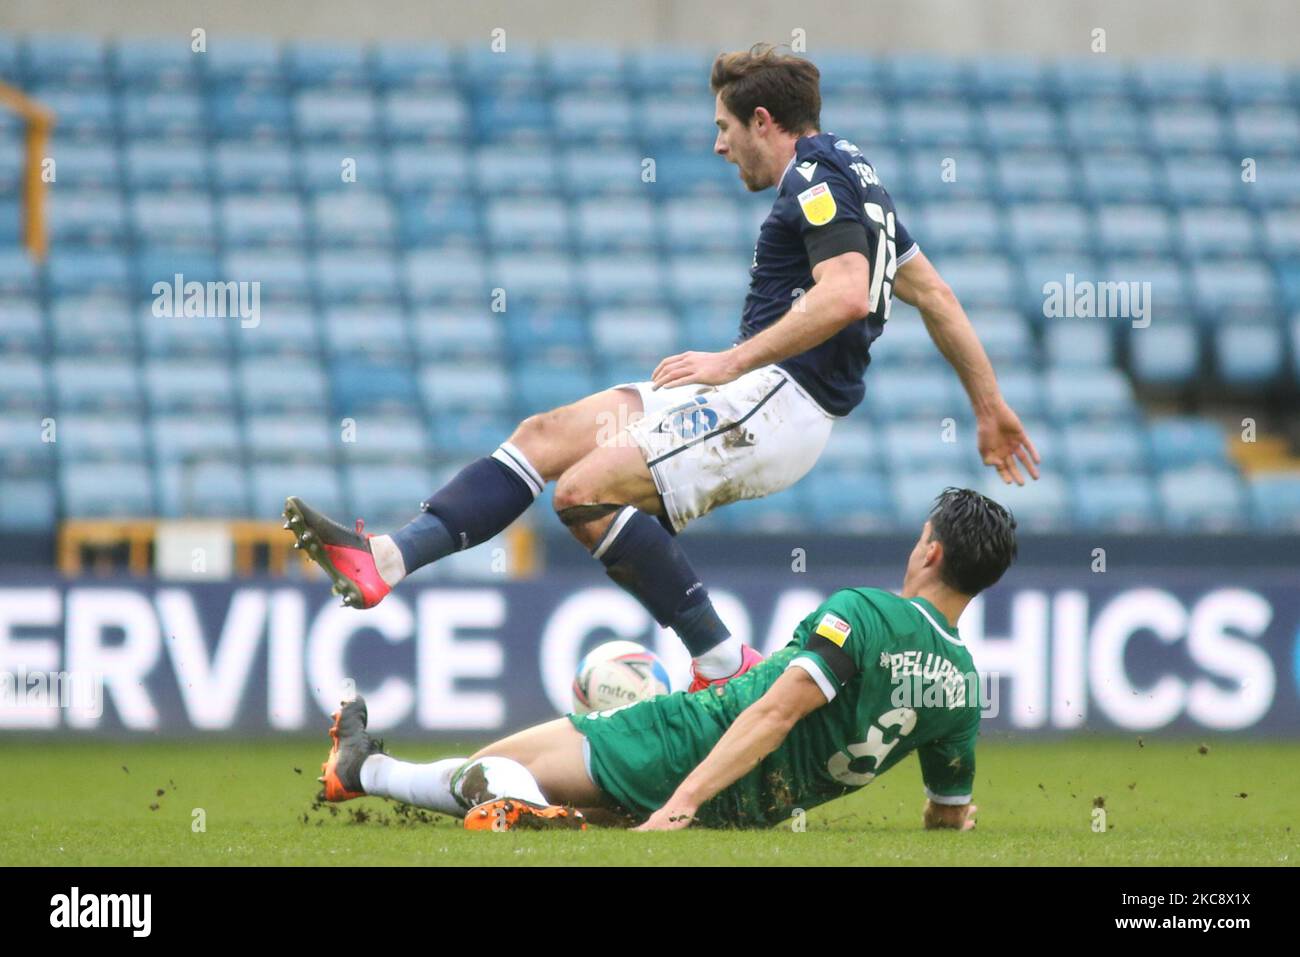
top-left (3, 735), bottom-right (1296, 866)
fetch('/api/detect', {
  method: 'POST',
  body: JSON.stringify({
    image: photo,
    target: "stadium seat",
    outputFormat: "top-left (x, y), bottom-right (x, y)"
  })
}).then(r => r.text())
top-left (1215, 323), bottom-right (1285, 385)
top-left (1044, 368), bottom-right (1137, 421)
top-left (1062, 423), bottom-right (1151, 475)
top-left (61, 462), bottom-right (155, 517)
top-left (977, 472), bottom-right (1071, 531)
top-left (1147, 417), bottom-right (1229, 471)
top-left (1072, 474), bottom-right (1160, 532)
top-left (344, 464), bottom-right (435, 526)
top-left (1129, 321), bottom-right (1201, 386)
top-left (1157, 466), bottom-right (1248, 531)
top-left (251, 463), bottom-right (342, 518)
top-left (1247, 472), bottom-right (1300, 531)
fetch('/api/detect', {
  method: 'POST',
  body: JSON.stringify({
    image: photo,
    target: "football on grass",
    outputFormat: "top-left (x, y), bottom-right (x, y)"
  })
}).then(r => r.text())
top-left (571, 640), bottom-right (671, 714)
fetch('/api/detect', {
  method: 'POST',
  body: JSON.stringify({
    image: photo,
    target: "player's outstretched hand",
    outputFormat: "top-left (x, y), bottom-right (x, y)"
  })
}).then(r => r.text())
top-left (633, 803), bottom-right (697, 831)
top-left (977, 398), bottom-right (1040, 485)
top-left (651, 350), bottom-right (743, 391)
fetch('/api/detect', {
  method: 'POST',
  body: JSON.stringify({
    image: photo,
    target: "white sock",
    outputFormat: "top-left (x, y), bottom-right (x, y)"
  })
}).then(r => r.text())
top-left (368, 534), bottom-right (407, 588)
top-left (693, 635), bottom-right (743, 679)
top-left (453, 756), bottom-right (549, 808)
top-left (360, 755), bottom-right (466, 817)
top-left (491, 441), bottom-right (545, 498)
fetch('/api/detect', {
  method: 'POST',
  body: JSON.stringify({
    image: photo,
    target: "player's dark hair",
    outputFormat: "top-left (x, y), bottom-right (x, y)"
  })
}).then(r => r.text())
top-left (710, 43), bottom-right (821, 134)
top-left (926, 488), bottom-right (1018, 596)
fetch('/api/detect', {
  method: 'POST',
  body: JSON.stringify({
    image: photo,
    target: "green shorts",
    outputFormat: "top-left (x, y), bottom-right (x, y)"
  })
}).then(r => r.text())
top-left (568, 691), bottom-right (726, 822)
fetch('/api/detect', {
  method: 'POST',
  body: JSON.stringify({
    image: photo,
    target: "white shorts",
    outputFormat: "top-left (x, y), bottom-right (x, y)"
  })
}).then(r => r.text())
top-left (615, 365), bottom-right (835, 533)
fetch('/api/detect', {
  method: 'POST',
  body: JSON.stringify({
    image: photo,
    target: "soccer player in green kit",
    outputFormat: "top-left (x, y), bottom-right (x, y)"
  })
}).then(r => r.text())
top-left (317, 488), bottom-right (1016, 832)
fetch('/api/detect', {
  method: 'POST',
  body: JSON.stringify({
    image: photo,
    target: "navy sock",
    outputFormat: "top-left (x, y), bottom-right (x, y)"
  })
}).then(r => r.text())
top-left (392, 449), bottom-right (539, 574)
top-left (593, 508), bottom-right (731, 657)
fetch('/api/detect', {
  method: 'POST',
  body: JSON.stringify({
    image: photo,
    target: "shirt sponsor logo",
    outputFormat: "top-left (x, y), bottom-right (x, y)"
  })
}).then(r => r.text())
top-left (815, 612), bottom-right (851, 646)
top-left (797, 183), bottom-right (837, 226)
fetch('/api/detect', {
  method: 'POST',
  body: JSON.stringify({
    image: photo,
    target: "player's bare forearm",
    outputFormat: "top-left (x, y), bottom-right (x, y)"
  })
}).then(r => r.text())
top-left (651, 252), bottom-right (870, 390)
top-left (923, 799), bottom-right (978, 831)
top-left (894, 251), bottom-right (1001, 416)
top-left (634, 669), bottom-right (826, 830)
top-left (895, 250), bottom-right (1041, 483)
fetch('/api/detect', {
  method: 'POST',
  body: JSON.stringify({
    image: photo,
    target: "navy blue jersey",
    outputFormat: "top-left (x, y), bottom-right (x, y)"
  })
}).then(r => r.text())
top-left (740, 132), bottom-right (919, 417)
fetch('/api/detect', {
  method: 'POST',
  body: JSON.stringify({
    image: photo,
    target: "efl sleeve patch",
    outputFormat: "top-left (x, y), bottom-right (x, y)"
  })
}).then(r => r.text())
top-left (814, 612), bottom-right (851, 647)
top-left (797, 183), bottom-right (837, 226)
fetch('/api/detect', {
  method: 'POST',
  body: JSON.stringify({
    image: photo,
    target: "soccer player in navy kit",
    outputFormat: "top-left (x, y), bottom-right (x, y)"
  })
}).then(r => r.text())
top-left (284, 43), bottom-right (1039, 693)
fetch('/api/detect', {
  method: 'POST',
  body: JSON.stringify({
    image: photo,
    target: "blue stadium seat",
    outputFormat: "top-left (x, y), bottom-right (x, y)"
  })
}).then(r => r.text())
top-left (211, 91), bottom-right (292, 139)
top-left (322, 308), bottom-right (409, 360)
top-left (640, 96), bottom-right (716, 152)
top-left (1215, 323), bottom-right (1285, 385)
top-left (486, 198), bottom-right (571, 251)
top-left (917, 201), bottom-right (1002, 253)
top-left (283, 41), bottom-right (370, 88)
top-left (1163, 155), bottom-right (1245, 206)
top-left (124, 141), bottom-right (211, 190)
top-left (1129, 321), bottom-right (1201, 386)
top-left (61, 462), bottom-right (155, 517)
top-left (397, 194), bottom-right (482, 244)
top-left (626, 49), bottom-right (711, 96)
top-left (0, 249), bottom-right (39, 296)
top-left (897, 101), bottom-right (975, 146)
top-left (419, 361), bottom-right (512, 413)
top-left (245, 414), bottom-right (334, 460)
top-left (882, 422), bottom-right (983, 473)
top-left (159, 461), bottom-right (251, 517)
top-left (864, 369), bottom-right (964, 422)
top-left (996, 151), bottom-right (1074, 201)
top-left (120, 90), bottom-right (205, 137)
top-left (1150, 106), bottom-right (1224, 153)
top-left (1158, 466), bottom-right (1248, 531)
top-left (815, 419), bottom-right (880, 470)
top-left (1177, 207), bottom-right (1257, 260)
top-left (1147, 418), bottom-right (1228, 470)
top-left (1191, 260), bottom-right (1276, 315)
top-left (966, 309), bottom-right (1035, 364)
top-left (515, 361), bottom-right (598, 410)
top-left (48, 190), bottom-right (128, 245)
top-left (976, 472), bottom-right (1071, 531)
top-left (1079, 152), bottom-right (1161, 203)
top-left (1262, 210), bottom-right (1300, 259)
top-left (981, 102), bottom-right (1060, 149)
top-left (144, 360), bottom-right (236, 412)
top-left (50, 296), bottom-right (135, 356)
top-left (131, 193), bottom-right (217, 247)
top-left (25, 35), bottom-right (107, 85)
top-left (141, 306), bottom-right (235, 358)
top-left (1218, 63), bottom-right (1293, 105)
top-left (238, 358), bottom-right (328, 412)
top-left (553, 93), bottom-right (633, 143)
top-left (502, 309), bottom-right (588, 353)
top-left (476, 146), bottom-right (558, 195)
top-left (806, 469), bottom-right (896, 533)
top-left (330, 361), bottom-right (419, 412)
top-left (152, 415), bottom-right (243, 466)
top-left (1132, 61), bottom-right (1215, 103)
top-left (382, 92), bottom-right (468, 142)
top-left (487, 254), bottom-right (577, 300)
top-left (545, 46), bottom-right (625, 91)
top-left (1231, 106), bottom-right (1300, 154)
top-left (223, 250), bottom-right (312, 299)
top-left (1052, 60), bottom-right (1133, 100)
top-left (575, 197), bottom-right (657, 252)
top-left (431, 413), bottom-right (516, 457)
top-left (579, 256), bottom-right (665, 305)
top-left (113, 38), bottom-right (198, 89)
top-left (1043, 322), bottom-right (1115, 369)
top-left (299, 146), bottom-right (386, 192)
top-left (46, 249), bottom-right (131, 295)
top-left (558, 149), bottom-right (649, 197)
top-left (372, 42), bottom-right (455, 89)
top-left (1247, 473), bottom-right (1300, 532)
top-left (202, 38), bottom-right (284, 89)
top-left (1095, 204), bottom-right (1175, 256)
top-left (0, 300), bottom-right (45, 356)
top-left (294, 90), bottom-right (377, 140)
top-left (29, 89), bottom-right (115, 136)
top-left (221, 193), bottom-right (306, 247)
top-left (345, 464), bottom-right (435, 525)
top-left (48, 141), bottom-right (120, 189)
top-left (666, 255), bottom-right (750, 304)
top-left (0, 478), bottom-right (56, 530)
top-left (55, 414), bottom-right (147, 462)
top-left (404, 249), bottom-right (488, 303)
top-left (252, 463), bottom-right (342, 518)
top-left (676, 307), bottom-right (742, 353)
top-left (213, 141), bottom-right (295, 191)
top-left (971, 57), bottom-right (1048, 100)
top-left (312, 192), bottom-right (396, 247)
top-left (1008, 202), bottom-right (1091, 252)
top-left (662, 199), bottom-right (745, 252)
top-left (53, 356), bottom-right (141, 408)
top-left (411, 308), bottom-right (503, 360)
top-left (1063, 423), bottom-right (1150, 475)
top-left (930, 255), bottom-right (1017, 307)
top-left (1065, 100), bottom-right (1144, 151)
top-left (336, 413), bottom-right (430, 464)
top-left (312, 250), bottom-right (400, 300)
top-left (1045, 367), bottom-right (1137, 421)
top-left (894, 467), bottom-right (981, 523)
top-left (1073, 474), bottom-right (1160, 532)
top-left (387, 146), bottom-right (471, 194)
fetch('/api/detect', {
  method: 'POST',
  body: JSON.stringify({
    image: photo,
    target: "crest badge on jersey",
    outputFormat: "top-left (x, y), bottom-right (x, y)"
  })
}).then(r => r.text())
top-left (815, 612), bottom-right (852, 647)
top-left (797, 182), bottom-right (837, 226)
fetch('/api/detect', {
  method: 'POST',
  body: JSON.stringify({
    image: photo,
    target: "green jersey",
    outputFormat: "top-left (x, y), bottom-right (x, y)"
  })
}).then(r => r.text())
top-left (571, 588), bottom-right (981, 828)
